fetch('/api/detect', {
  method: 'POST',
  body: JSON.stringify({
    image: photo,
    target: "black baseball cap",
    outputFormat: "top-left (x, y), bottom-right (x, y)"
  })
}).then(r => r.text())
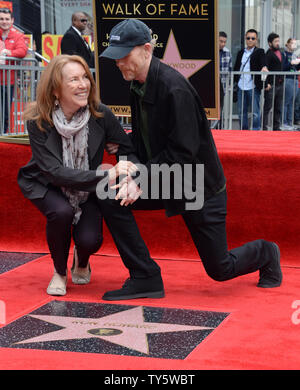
top-left (100, 19), bottom-right (152, 60)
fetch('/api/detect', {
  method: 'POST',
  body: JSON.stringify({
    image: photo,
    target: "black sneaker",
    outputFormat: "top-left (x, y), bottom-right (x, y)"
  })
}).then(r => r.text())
top-left (257, 242), bottom-right (282, 288)
top-left (102, 274), bottom-right (165, 301)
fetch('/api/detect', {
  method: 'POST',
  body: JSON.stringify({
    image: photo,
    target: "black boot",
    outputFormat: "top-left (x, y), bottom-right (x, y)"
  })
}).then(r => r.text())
top-left (257, 241), bottom-right (282, 288)
top-left (102, 273), bottom-right (165, 301)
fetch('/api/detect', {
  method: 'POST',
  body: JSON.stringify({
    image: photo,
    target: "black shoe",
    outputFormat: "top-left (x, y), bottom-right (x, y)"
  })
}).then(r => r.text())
top-left (257, 242), bottom-right (282, 288)
top-left (102, 274), bottom-right (165, 301)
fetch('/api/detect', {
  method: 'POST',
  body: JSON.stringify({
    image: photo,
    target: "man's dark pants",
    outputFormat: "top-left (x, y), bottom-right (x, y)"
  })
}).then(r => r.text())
top-left (99, 190), bottom-right (266, 282)
top-left (263, 84), bottom-right (284, 130)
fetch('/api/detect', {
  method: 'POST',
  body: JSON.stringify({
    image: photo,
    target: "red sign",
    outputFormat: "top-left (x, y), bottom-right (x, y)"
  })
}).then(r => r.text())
top-left (0, 1), bottom-right (13, 11)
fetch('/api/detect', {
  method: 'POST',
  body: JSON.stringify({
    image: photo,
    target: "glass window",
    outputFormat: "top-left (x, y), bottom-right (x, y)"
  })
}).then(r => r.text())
top-left (42, 0), bottom-right (93, 34)
top-left (245, 0), bottom-right (262, 37)
top-left (219, 0), bottom-right (244, 63)
top-left (272, 0), bottom-right (294, 45)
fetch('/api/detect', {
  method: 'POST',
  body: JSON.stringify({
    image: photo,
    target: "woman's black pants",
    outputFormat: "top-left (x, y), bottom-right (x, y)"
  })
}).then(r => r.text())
top-left (30, 187), bottom-right (161, 279)
top-left (31, 189), bottom-right (103, 276)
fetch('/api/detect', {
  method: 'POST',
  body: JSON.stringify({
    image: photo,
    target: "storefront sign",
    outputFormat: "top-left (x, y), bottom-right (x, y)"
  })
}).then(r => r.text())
top-left (42, 34), bottom-right (92, 66)
top-left (0, 1), bottom-right (12, 11)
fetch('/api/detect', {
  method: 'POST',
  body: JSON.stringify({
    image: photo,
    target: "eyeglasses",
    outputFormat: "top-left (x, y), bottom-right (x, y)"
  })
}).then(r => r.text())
top-left (80, 19), bottom-right (88, 23)
top-left (246, 37), bottom-right (256, 41)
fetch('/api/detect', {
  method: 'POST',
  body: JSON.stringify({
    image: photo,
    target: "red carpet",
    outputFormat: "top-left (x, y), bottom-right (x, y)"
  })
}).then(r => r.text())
top-left (0, 130), bottom-right (300, 370)
top-left (1, 130), bottom-right (299, 265)
top-left (0, 253), bottom-right (299, 370)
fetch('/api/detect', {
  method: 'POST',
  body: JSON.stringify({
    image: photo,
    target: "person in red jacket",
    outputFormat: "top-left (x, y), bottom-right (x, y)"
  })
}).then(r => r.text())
top-left (0, 8), bottom-right (27, 133)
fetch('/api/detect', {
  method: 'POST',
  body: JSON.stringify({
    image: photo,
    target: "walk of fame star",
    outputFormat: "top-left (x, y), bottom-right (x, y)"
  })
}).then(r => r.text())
top-left (0, 301), bottom-right (229, 359)
top-left (161, 30), bottom-right (210, 79)
top-left (14, 306), bottom-right (213, 354)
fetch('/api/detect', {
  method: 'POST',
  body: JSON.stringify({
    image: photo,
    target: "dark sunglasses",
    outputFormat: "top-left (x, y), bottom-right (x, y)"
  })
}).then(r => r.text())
top-left (80, 19), bottom-right (88, 22)
top-left (0, 8), bottom-right (12, 14)
top-left (246, 37), bottom-right (256, 40)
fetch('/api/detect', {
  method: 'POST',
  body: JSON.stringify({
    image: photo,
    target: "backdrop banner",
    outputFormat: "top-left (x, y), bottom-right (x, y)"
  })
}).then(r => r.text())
top-left (93, 0), bottom-right (219, 119)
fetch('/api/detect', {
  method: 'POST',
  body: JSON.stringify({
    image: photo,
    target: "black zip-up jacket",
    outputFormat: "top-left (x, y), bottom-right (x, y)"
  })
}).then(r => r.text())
top-left (61, 27), bottom-right (95, 68)
top-left (233, 47), bottom-right (267, 90)
top-left (265, 48), bottom-right (284, 86)
top-left (129, 56), bottom-right (226, 217)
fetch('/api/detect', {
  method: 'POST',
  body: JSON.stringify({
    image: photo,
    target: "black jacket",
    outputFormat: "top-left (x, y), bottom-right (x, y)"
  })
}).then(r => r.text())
top-left (234, 47), bottom-right (266, 90)
top-left (61, 27), bottom-right (94, 68)
top-left (265, 48), bottom-right (284, 85)
top-left (130, 56), bottom-right (226, 216)
top-left (18, 104), bottom-right (136, 200)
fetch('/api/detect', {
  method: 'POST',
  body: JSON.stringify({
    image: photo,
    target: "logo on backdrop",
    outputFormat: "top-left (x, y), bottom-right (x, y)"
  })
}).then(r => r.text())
top-left (94, 0), bottom-right (219, 119)
top-left (161, 30), bottom-right (210, 79)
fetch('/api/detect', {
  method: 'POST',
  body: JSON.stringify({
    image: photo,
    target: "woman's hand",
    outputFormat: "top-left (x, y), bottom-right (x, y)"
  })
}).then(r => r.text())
top-left (111, 176), bottom-right (143, 206)
top-left (108, 160), bottom-right (138, 183)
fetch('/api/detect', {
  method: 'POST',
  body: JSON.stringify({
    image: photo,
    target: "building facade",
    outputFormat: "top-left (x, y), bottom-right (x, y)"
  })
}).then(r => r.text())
top-left (220, 0), bottom-right (300, 63)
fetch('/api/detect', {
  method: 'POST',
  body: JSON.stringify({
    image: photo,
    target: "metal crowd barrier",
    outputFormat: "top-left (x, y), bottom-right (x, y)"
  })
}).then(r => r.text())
top-left (0, 55), bottom-right (96, 137)
top-left (0, 56), bottom-right (43, 136)
top-left (219, 70), bottom-right (300, 131)
top-left (1, 60), bottom-right (300, 135)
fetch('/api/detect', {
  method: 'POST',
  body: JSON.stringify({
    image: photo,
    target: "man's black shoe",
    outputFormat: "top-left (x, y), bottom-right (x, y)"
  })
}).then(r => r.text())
top-left (102, 274), bottom-right (165, 301)
top-left (257, 242), bottom-right (282, 288)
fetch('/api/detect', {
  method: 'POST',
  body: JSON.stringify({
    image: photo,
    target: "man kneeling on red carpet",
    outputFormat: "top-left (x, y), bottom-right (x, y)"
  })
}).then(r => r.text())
top-left (97, 19), bottom-right (282, 301)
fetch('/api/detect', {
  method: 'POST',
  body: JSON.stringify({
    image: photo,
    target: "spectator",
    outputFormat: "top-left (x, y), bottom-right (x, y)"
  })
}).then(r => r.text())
top-left (263, 32), bottom-right (284, 131)
top-left (82, 12), bottom-right (93, 37)
top-left (281, 38), bottom-right (300, 129)
top-left (0, 8), bottom-right (27, 133)
top-left (234, 29), bottom-right (267, 130)
top-left (294, 75), bottom-right (300, 127)
top-left (219, 31), bottom-right (232, 128)
top-left (61, 12), bottom-right (94, 68)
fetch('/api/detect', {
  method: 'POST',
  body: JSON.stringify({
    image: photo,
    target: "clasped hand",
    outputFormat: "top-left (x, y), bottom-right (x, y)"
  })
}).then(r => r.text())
top-left (112, 175), bottom-right (142, 206)
top-left (108, 161), bottom-right (142, 206)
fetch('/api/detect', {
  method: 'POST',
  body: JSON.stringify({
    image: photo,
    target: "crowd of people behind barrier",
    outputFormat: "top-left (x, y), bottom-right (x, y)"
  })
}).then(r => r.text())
top-left (1, 5), bottom-right (300, 134)
top-left (219, 29), bottom-right (300, 131)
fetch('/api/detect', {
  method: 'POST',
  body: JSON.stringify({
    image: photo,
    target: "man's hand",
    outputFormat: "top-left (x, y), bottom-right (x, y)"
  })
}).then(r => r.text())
top-left (265, 83), bottom-right (272, 91)
top-left (112, 176), bottom-right (142, 206)
top-left (291, 58), bottom-right (300, 65)
top-left (0, 49), bottom-right (12, 56)
top-left (105, 142), bottom-right (119, 155)
top-left (108, 160), bottom-right (138, 184)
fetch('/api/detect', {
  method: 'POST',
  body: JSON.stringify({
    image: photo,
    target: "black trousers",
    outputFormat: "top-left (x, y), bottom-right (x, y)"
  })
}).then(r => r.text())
top-left (31, 188), bottom-right (103, 275)
top-left (31, 187), bottom-right (161, 278)
top-left (99, 190), bottom-right (268, 282)
top-left (263, 84), bottom-right (283, 130)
